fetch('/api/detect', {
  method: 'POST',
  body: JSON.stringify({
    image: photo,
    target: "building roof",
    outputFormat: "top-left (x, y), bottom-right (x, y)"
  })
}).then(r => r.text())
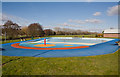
top-left (104, 29), bottom-right (120, 33)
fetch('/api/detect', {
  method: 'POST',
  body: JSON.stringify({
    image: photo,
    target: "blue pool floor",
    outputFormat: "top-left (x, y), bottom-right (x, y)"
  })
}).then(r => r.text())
top-left (1, 38), bottom-right (120, 57)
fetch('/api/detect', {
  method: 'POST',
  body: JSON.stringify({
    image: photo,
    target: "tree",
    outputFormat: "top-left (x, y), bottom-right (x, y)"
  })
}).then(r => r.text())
top-left (2, 20), bottom-right (21, 39)
top-left (44, 29), bottom-right (56, 36)
top-left (54, 27), bottom-right (61, 32)
top-left (28, 23), bottom-right (44, 37)
top-left (54, 27), bottom-right (98, 35)
top-left (20, 26), bottom-right (28, 36)
top-left (102, 31), bottom-right (104, 34)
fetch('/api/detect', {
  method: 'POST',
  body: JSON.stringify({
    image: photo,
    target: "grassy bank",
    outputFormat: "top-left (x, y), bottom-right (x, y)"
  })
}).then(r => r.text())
top-left (48, 35), bottom-right (119, 39)
top-left (47, 34), bottom-right (96, 37)
top-left (2, 50), bottom-right (118, 75)
top-left (1, 37), bottom-right (40, 44)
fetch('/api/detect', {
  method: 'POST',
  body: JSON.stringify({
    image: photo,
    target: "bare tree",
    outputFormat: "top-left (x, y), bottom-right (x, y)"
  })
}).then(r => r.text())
top-left (28, 23), bottom-right (44, 37)
top-left (21, 26), bottom-right (28, 36)
top-left (44, 29), bottom-right (56, 36)
top-left (54, 27), bottom-right (97, 35)
top-left (2, 20), bottom-right (21, 39)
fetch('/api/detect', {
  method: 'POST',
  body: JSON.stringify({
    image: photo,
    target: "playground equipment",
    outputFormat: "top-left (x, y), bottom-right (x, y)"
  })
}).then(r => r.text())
top-left (31, 36), bottom-right (34, 40)
top-left (44, 39), bottom-right (46, 45)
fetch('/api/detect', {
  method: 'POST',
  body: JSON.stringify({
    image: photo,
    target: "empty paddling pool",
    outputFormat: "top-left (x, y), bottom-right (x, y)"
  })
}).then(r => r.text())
top-left (1, 37), bottom-right (120, 57)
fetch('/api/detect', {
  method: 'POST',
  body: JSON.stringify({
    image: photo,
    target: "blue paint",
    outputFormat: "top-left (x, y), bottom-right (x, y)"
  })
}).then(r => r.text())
top-left (1, 38), bottom-right (119, 57)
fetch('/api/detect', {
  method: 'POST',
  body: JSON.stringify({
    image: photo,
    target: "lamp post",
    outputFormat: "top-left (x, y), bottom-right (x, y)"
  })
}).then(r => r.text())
top-left (5, 32), bottom-right (6, 42)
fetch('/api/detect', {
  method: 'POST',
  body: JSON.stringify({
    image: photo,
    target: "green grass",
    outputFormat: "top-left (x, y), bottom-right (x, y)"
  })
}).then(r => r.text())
top-left (1, 35), bottom-right (28, 39)
top-left (2, 50), bottom-right (118, 75)
top-left (47, 35), bottom-right (119, 39)
top-left (1, 37), bottom-right (40, 44)
top-left (47, 34), bottom-right (96, 37)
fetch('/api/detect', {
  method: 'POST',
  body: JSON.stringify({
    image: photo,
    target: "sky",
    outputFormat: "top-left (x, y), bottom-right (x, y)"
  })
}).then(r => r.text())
top-left (1, 0), bottom-right (119, 2)
top-left (2, 2), bottom-right (119, 32)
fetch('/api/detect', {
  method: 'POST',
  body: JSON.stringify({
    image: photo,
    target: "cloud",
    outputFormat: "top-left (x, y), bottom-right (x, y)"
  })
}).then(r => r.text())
top-left (93, 12), bottom-right (101, 16)
top-left (43, 23), bottom-right (82, 30)
top-left (69, 19), bottom-right (102, 24)
top-left (1, 13), bottom-right (33, 26)
top-left (107, 5), bottom-right (119, 16)
top-left (68, 19), bottom-right (85, 24)
top-left (58, 22), bottom-right (82, 27)
top-left (87, 28), bottom-right (104, 33)
top-left (85, 19), bottom-right (102, 23)
top-left (85, 0), bottom-right (94, 2)
top-left (43, 25), bottom-right (55, 29)
top-left (1, 14), bottom-right (8, 22)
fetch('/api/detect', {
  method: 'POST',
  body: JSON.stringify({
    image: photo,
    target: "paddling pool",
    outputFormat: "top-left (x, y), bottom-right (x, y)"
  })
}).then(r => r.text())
top-left (1, 37), bottom-right (119, 57)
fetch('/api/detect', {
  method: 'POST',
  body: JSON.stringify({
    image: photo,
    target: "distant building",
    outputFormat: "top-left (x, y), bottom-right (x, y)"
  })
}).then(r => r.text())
top-left (103, 29), bottom-right (120, 37)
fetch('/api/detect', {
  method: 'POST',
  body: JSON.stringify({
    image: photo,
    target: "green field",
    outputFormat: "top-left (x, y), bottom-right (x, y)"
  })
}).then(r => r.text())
top-left (2, 35), bottom-right (119, 75)
top-left (47, 35), bottom-right (119, 39)
top-left (47, 34), bottom-right (96, 37)
top-left (1, 37), bottom-right (40, 44)
top-left (2, 51), bottom-right (118, 75)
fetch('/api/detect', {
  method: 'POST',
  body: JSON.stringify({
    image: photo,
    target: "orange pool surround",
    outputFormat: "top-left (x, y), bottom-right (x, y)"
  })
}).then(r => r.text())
top-left (11, 43), bottom-right (89, 50)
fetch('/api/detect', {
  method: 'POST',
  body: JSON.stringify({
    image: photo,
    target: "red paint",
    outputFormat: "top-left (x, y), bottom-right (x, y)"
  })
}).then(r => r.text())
top-left (44, 39), bottom-right (46, 45)
top-left (11, 43), bottom-right (89, 50)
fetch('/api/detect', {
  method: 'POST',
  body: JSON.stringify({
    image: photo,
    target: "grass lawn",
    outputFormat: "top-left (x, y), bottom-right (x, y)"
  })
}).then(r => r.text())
top-left (2, 50), bottom-right (118, 75)
top-left (1, 37), bottom-right (40, 44)
top-left (1, 35), bottom-right (119, 75)
top-left (48, 35), bottom-right (119, 39)
top-left (47, 34), bottom-right (96, 37)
